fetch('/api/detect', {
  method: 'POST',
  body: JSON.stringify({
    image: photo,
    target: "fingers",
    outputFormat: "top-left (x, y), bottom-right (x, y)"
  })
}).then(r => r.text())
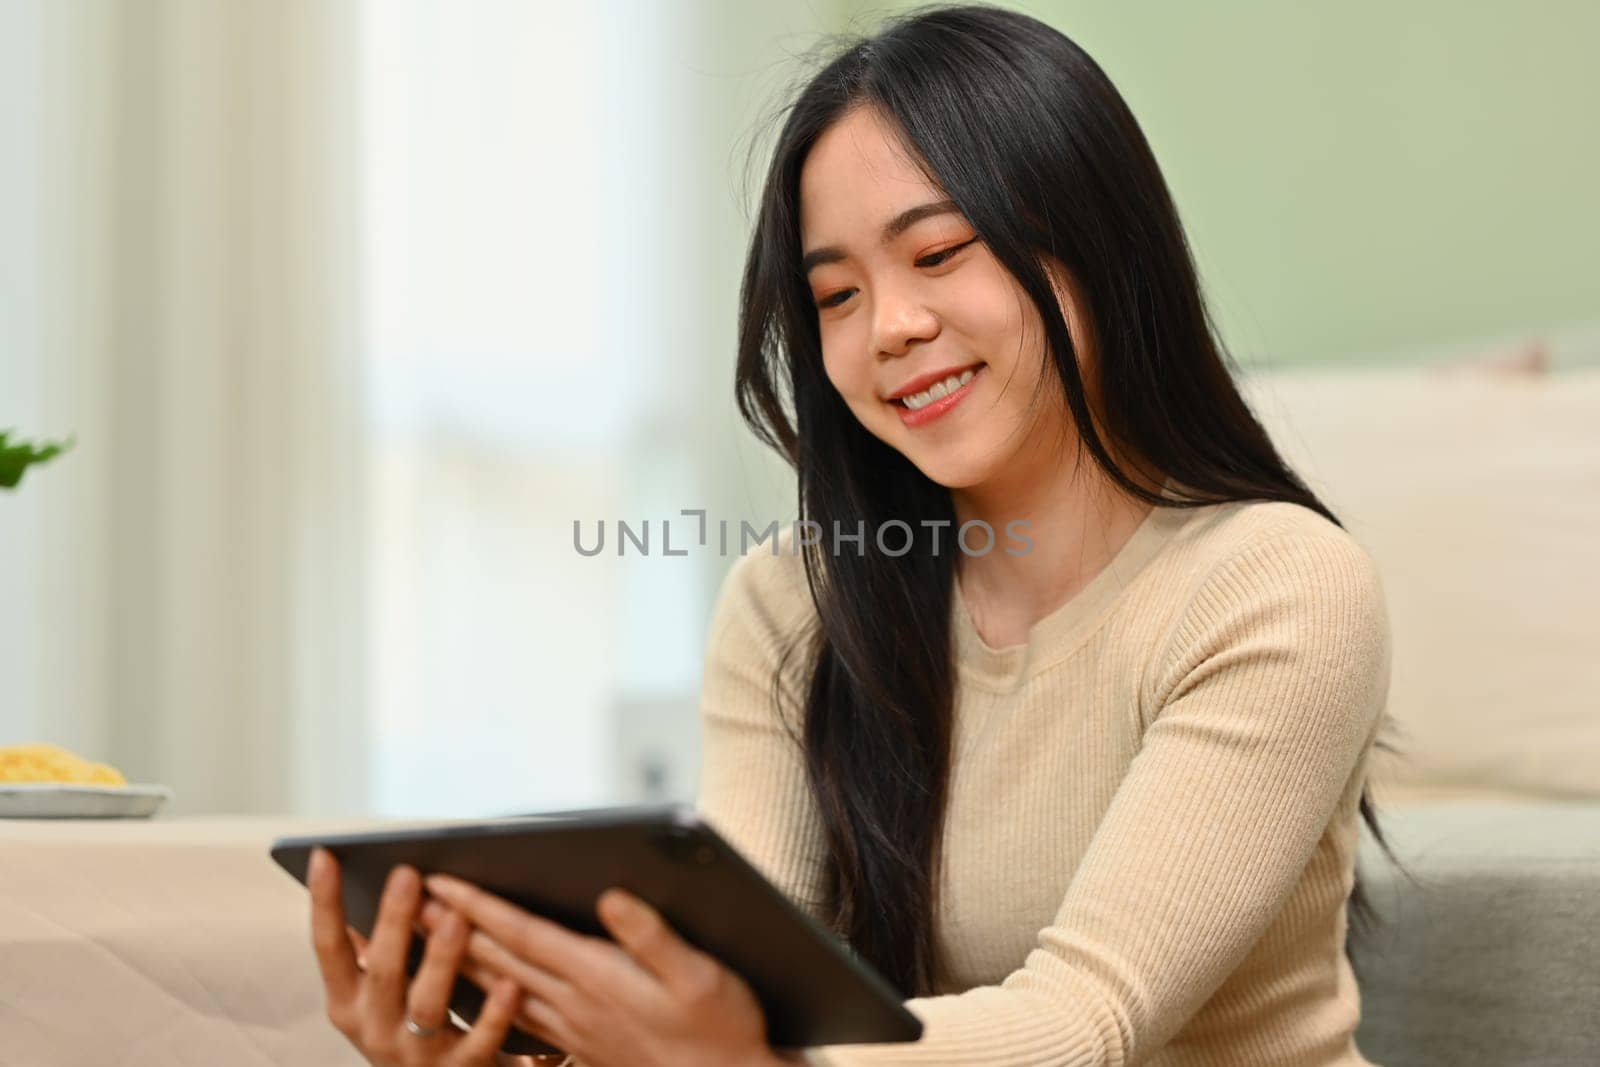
top-left (420, 899), bottom-right (576, 1052)
top-left (597, 887), bottom-right (717, 998)
top-left (312, 857), bottom-right (547, 1065)
top-left (462, 924), bottom-right (574, 1005)
top-left (405, 908), bottom-right (470, 1035)
top-left (363, 863), bottom-right (423, 1030)
top-left (308, 849), bottom-right (362, 1015)
top-left (448, 977), bottom-right (524, 1064)
top-left (420, 896), bottom-right (451, 934)
top-left (424, 874), bottom-right (608, 988)
top-left (455, 954), bottom-right (558, 1042)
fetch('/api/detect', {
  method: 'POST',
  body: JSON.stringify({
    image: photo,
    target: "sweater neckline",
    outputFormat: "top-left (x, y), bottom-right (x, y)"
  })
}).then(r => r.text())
top-left (951, 480), bottom-right (1195, 689)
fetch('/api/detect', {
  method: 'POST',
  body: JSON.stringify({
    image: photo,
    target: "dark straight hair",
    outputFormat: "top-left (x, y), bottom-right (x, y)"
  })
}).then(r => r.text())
top-left (734, 3), bottom-right (1403, 998)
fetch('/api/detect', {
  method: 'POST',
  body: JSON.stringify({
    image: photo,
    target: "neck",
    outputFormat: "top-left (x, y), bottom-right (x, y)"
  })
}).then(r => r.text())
top-left (951, 450), bottom-right (1162, 643)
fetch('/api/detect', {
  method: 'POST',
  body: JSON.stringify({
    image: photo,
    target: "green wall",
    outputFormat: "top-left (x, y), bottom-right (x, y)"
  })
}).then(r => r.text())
top-left (836, 1), bottom-right (1600, 366)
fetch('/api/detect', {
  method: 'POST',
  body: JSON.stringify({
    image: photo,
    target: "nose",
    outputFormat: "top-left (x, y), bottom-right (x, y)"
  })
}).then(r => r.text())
top-left (869, 282), bottom-right (940, 360)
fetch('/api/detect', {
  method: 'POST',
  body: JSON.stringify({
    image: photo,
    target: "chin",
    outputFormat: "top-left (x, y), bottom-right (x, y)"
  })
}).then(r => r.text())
top-left (904, 451), bottom-right (993, 491)
top-left (857, 415), bottom-right (998, 490)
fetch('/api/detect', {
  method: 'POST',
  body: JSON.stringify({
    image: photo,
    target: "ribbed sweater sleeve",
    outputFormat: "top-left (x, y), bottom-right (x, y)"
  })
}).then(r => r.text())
top-left (694, 547), bottom-right (831, 921)
top-left (698, 527), bottom-right (1391, 1066)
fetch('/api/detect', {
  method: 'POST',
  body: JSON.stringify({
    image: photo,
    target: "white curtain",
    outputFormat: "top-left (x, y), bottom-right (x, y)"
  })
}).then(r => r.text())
top-left (1, 0), bottom-right (829, 818)
top-left (0, 0), bottom-right (366, 815)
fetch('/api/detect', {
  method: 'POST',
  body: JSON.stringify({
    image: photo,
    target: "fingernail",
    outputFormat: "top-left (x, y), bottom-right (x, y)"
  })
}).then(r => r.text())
top-left (423, 874), bottom-right (454, 897)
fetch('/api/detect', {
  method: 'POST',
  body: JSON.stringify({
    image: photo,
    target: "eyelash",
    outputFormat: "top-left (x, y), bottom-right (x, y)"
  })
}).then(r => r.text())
top-left (815, 237), bottom-right (979, 310)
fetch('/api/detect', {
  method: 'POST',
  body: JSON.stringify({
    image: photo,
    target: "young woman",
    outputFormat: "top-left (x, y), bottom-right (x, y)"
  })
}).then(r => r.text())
top-left (309, 6), bottom-right (1400, 1065)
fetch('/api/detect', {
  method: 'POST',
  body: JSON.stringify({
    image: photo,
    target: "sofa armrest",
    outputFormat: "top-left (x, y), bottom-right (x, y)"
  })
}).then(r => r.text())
top-left (0, 816), bottom-right (398, 1067)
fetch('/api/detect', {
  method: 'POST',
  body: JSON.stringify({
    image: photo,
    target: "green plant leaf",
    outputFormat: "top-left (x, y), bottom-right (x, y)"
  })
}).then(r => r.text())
top-left (0, 430), bottom-right (74, 490)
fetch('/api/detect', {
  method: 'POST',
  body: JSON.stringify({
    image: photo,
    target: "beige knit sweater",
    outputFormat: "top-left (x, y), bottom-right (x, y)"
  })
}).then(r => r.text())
top-left (694, 493), bottom-right (1392, 1066)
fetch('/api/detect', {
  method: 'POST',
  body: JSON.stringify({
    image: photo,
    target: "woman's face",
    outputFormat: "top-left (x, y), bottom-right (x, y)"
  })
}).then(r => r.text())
top-left (798, 105), bottom-right (1084, 491)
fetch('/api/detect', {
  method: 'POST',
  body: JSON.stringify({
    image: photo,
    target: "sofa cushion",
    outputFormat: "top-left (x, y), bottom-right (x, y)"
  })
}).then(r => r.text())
top-left (1241, 365), bottom-right (1600, 798)
top-left (1353, 800), bottom-right (1600, 1065)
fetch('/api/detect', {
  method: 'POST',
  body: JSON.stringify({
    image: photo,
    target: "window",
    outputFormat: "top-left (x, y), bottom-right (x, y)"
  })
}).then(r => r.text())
top-left (361, 0), bottom-right (703, 817)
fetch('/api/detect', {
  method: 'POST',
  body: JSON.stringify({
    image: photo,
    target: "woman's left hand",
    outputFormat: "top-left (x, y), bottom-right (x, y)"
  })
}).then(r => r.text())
top-left (415, 874), bottom-right (800, 1067)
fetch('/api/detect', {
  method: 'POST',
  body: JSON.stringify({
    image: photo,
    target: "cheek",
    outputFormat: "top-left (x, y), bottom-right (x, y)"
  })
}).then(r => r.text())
top-left (949, 266), bottom-right (1029, 361)
top-left (819, 331), bottom-right (873, 403)
top-left (819, 343), bottom-right (850, 398)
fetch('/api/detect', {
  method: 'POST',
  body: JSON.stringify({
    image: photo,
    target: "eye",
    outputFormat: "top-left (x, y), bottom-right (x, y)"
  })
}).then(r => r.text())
top-left (916, 236), bottom-right (979, 269)
top-left (812, 234), bottom-right (978, 310)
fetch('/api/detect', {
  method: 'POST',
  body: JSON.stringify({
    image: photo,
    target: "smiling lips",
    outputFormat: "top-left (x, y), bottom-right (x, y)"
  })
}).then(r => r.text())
top-left (888, 363), bottom-right (985, 427)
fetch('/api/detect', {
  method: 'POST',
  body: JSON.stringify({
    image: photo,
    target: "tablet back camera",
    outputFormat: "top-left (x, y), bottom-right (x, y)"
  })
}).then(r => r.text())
top-left (651, 825), bottom-right (717, 867)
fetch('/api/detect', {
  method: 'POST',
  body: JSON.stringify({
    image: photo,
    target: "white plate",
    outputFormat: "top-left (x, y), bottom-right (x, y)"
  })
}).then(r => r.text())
top-left (0, 783), bottom-right (174, 819)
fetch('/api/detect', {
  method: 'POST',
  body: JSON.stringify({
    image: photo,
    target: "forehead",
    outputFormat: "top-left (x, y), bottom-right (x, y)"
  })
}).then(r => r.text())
top-left (798, 107), bottom-right (944, 242)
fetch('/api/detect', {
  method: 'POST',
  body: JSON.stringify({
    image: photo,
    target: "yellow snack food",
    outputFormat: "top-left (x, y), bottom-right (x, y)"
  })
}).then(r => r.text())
top-left (0, 743), bottom-right (128, 786)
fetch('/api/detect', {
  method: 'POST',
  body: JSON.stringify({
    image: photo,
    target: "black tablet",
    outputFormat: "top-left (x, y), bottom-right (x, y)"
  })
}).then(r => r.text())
top-left (270, 803), bottom-right (923, 1057)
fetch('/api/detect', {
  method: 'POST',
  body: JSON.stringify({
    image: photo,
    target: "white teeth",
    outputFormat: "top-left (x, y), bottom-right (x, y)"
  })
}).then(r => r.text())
top-left (901, 368), bottom-right (979, 410)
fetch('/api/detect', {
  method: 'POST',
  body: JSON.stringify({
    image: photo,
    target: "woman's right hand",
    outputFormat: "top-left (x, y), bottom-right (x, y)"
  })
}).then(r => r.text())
top-left (308, 846), bottom-right (528, 1066)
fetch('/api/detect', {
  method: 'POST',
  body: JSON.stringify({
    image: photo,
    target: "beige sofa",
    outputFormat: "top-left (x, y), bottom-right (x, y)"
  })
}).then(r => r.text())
top-left (0, 817), bottom-right (370, 1065)
top-left (2, 361), bottom-right (1596, 1065)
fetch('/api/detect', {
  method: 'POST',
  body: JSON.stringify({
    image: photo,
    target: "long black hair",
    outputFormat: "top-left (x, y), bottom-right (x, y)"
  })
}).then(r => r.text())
top-left (734, 3), bottom-right (1404, 998)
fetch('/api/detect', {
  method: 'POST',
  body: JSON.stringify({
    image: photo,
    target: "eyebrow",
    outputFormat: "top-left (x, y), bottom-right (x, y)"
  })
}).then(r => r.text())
top-left (800, 198), bottom-right (963, 274)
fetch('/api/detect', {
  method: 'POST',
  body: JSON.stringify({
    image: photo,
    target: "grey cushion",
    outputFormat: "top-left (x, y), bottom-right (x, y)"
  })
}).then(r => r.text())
top-left (1352, 802), bottom-right (1600, 1065)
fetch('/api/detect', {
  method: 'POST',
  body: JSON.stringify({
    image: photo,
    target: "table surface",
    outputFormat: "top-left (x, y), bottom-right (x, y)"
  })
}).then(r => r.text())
top-left (0, 812), bottom-right (463, 844)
